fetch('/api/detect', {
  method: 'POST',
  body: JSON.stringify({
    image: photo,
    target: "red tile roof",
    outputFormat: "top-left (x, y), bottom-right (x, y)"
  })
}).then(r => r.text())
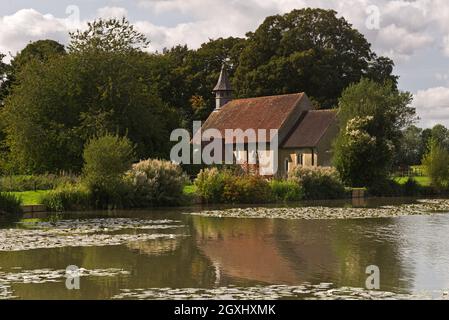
top-left (282, 109), bottom-right (338, 148)
top-left (201, 93), bottom-right (306, 142)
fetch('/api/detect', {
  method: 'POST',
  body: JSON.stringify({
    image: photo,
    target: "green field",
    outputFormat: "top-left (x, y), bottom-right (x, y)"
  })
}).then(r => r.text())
top-left (9, 190), bottom-right (51, 205)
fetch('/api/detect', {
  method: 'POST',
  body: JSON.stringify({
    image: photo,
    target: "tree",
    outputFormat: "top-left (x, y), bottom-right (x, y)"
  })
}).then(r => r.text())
top-left (333, 79), bottom-right (415, 187)
top-left (430, 124), bottom-right (449, 150)
top-left (68, 18), bottom-right (149, 53)
top-left (146, 37), bottom-right (246, 126)
top-left (0, 40), bottom-right (66, 105)
top-left (422, 139), bottom-right (449, 191)
top-left (1, 22), bottom-right (178, 174)
top-left (0, 53), bottom-right (10, 104)
top-left (234, 8), bottom-right (397, 108)
top-left (396, 125), bottom-right (423, 166)
top-left (83, 134), bottom-right (135, 192)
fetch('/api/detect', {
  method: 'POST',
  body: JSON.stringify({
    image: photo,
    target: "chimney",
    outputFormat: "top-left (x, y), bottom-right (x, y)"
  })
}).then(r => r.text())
top-left (213, 63), bottom-right (233, 110)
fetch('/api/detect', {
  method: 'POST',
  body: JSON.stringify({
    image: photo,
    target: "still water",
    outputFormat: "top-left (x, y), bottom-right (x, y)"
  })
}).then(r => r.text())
top-left (1, 200), bottom-right (449, 299)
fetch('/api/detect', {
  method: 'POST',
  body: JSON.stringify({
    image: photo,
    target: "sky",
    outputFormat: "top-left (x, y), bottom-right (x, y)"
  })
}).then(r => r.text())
top-left (1, 0), bottom-right (449, 128)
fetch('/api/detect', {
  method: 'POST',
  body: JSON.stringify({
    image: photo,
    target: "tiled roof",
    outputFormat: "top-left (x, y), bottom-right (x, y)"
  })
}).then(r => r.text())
top-left (201, 93), bottom-right (306, 142)
top-left (282, 109), bottom-right (338, 148)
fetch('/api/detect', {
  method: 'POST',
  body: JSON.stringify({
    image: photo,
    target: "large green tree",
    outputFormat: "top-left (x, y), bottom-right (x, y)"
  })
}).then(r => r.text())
top-left (1, 19), bottom-right (177, 173)
top-left (396, 125), bottom-right (424, 167)
top-left (0, 40), bottom-right (66, 105)
top-left (333, 79), bottom-right (414, 187)
top-left (234, 8), bottom-right (397, 108)
top-left (147, 37), bottom-right (246, 126)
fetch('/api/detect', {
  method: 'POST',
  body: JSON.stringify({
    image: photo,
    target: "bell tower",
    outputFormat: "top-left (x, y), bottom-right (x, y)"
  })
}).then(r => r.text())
top-left (213, 63), bottom-right (233, 110)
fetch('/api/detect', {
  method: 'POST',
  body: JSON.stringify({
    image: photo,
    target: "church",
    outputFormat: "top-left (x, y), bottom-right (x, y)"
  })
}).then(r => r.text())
top-left (200, 65), bottom-right (339, 177)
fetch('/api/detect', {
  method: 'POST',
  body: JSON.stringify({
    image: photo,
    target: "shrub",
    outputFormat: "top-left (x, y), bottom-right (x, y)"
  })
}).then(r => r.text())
top-left (82, 134), bottom-right (135, 208)
top-left (0, 192), bottom-right (23, 219)
top-left (222, 175), bottom-right (272, 204)
top-left (403, 178), bottom-right (421, 197)
top-left (126, 159), bottom-right (189, 207)
top-left (270, 180), bottom-right (304, 202)
top-left (194, 168), bottom-right (272, 204)
top-left (289, 166), bottom-right (346, 200)
top-left (42, 184), bottom-right (91, 212)
top-left (194, 168), bottom-right (228, 203)
top-left (368, 179), bottom-right (403, 197)
top-left (0, 174), bottom-right (79, 192)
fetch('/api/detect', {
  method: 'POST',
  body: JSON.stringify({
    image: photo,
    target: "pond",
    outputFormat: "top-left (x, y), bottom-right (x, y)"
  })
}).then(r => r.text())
top-left (1, 198), bottom-right (449, 300)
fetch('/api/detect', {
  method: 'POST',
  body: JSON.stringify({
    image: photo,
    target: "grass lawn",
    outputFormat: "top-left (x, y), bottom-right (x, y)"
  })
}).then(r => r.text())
top-left (394, 176), bottom-right (431, 187)
top-left (9, 190), bottom-right (52, 205)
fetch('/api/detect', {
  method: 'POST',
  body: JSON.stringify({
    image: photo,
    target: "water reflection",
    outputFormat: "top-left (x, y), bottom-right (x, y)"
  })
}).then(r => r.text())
top-left (1, 207), bottom-right (449, 299)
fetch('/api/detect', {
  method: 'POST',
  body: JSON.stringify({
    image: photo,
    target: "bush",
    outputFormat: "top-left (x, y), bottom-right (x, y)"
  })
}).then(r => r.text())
top-left (403, 178), bottom-right (421, 197)
top-left (270, 180), bottom-right (304, 202)
top-left (194, 168), bottom-right (272, 204)
top-left (222, 175), bottom-right (272, 204)
top-left (289, 167), bottom-right (346, 200)
top-left (42, 184), bottom-right (91, 212)
top-left (194, 168), bottom-right (228, 203)
top-left (0, 174), bottom-right (79, 192)
top-left (82, 134), bottom-right (135, 208)
top-left (126, 159), bottom-right (188, 207)
top-left (368, 179), bottom-right (404, 197)
top-left (0, 192), bottom-right (23, 219)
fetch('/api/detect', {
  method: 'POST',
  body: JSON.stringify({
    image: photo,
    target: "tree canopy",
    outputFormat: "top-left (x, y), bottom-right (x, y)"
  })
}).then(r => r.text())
top-left (1, 23), bottom-right (176, 173)
top-left (234, 8), bottom-right (397, 108)
top-left (333, 79), bottom-right (415, 187)
top-left (68, 18), bottom-right (150, 53)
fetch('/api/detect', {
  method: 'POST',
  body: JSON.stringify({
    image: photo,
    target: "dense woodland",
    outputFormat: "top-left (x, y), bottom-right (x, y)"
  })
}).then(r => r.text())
top-left (0, 9), bottom-right (399, 174)
top-left (0, 8), bottom-right (448, 193)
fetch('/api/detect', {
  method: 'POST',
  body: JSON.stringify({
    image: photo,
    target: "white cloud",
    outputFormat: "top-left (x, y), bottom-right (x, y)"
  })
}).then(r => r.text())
top-left (0, 9), bottom-right (71, 58)
top-left (96, 7), bottom-right (128, 19)
top-left (413, 87), bottom-right (449, 128)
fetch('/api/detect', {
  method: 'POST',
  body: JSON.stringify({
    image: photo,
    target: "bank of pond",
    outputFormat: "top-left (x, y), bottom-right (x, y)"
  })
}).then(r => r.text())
top-left (0, 163), bottom-right (443, 219)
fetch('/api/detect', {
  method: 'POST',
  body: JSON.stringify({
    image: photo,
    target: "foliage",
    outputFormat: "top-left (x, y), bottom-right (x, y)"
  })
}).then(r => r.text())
top-left (194, 167), bottom-right (228, 203)
top-left (41, 184), bottom-right (91, 212)
top-left (269, 180), bottom-right (304, 202)
top-left (368, 179), bottom-right (404, 197)
top-left (430, 124), bottom-right (449, 151)
top-left (222, 175), bottom-right (272, 204)
top-left (194, 168), bottom-right (272, 204)
top-left (0, 52), bottom-right (10, 104)
top-left (126, 159), bottom-right (189, 206)
top-left (396, 125), bottom-right (424, 167)
top-left (1, 40), bottom-right (66, 106)
top-left (0, 192), bottom-right (22, 219)
top-left (83, 134), bottom-right (135, 208)
top-left (333, 79), bottom-right (415, 187)
top-left (0, 174), bottom-right (78, 192)
top-left (289, 166), bottom-right (346, 200)
top-left (422, 139), bottom-right (449, 191)
top-left (334, 115), bottom-right (394, 187)
top-left (1, 45), bottom-right (175, 173)
top-left (68, 18), bottom-right (149, 53)
top-left (234, 8), bottom-right (397, 108)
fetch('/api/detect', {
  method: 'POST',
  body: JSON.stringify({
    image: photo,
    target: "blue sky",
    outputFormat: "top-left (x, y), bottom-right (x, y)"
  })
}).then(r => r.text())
top-left (2, 0), bottom-right (449, 128)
